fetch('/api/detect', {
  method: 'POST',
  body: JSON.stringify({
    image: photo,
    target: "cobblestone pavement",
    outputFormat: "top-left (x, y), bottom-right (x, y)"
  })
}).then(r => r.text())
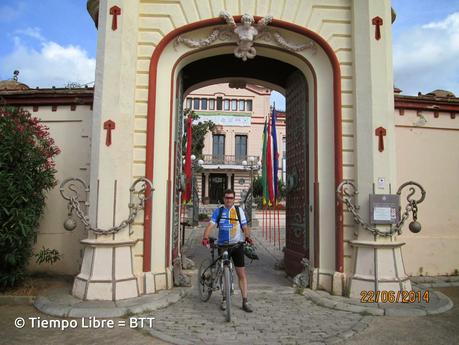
top-left (144, 225), bottom-right (367, 345)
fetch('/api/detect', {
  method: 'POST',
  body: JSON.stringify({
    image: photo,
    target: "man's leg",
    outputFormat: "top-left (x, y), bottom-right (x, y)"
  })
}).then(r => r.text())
top-left (235, 267), bottom-right (248, 299)
top-left (234, 246), bottom-right (253, 313)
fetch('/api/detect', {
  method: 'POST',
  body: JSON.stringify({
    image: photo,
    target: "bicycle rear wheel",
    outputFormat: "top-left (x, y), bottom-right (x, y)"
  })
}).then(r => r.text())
top-left (198, 258), bottom-right (213, 302)
top-left (223, 265), bottom-right (231, 322)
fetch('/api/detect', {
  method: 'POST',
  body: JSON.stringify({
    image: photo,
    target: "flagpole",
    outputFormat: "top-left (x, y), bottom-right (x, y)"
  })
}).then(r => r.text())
top-left (273, 202), bottom-right (276, 245)
top-left (262, 204), bottom-right (265, 239)
top-left (268, 206), bottom-right (271, 244)
top-left (264, 205), bottom-right (267, 240)
top-left (277, 203), bottom-right (281, 249)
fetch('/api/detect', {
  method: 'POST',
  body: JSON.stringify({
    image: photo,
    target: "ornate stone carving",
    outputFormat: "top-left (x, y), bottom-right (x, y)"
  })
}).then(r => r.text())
top-left (175, 11), bottom-right (316, 61)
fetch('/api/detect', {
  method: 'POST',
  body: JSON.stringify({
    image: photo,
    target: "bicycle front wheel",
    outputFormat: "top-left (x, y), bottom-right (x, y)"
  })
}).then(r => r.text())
top-left (223, 265), bottom-right (232, 322)
top-left (198, 258), bottom-right (213, 302)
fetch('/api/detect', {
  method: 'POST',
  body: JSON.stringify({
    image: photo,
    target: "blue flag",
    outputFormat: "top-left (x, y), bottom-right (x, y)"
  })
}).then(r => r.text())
top-left (271, 107), bottom-right (279, 202)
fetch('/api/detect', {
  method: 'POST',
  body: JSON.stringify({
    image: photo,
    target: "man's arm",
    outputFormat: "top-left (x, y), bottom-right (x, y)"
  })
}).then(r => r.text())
top-left (238, 207), bottom-right (251, 241)
top-left (203, 221), bottom-right (215, 240)
top-left (242, 224), bottom-right (251, 240)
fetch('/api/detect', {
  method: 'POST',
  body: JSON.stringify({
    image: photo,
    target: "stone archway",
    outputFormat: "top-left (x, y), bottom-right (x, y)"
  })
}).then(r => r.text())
top-left (142, 18), bottom-right (343, 294)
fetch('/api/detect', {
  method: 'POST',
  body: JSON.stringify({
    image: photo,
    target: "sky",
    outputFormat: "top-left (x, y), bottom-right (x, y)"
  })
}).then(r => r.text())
top-left (1, 0), bottom-right (458, 110)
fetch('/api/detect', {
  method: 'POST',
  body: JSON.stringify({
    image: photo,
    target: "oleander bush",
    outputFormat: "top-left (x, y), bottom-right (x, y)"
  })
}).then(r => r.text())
top-left (0, 106), bottom-right (60, 290)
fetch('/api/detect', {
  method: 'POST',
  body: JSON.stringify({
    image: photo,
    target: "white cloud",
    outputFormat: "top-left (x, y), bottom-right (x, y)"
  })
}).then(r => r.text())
top-left (14, 27), bottom-right (45, 41)
top-left (394, 12), bottom-right (459, 96)
top-left (0, 35), bottom-right (96, 88)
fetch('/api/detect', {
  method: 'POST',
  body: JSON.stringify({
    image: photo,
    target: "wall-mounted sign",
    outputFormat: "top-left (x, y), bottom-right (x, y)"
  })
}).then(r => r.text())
top-left (369, 194), bottom-right (400, 225)
top-left (194, 115), bottom-right (251, 127)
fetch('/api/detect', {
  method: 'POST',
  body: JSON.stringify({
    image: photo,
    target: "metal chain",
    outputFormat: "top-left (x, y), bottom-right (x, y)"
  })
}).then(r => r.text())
top-left (61, 177), bottom-right (153, 235)
top-left (69, 196), bottom-right (144, 235)
top-left (337, 180), bottom-right (424, 237)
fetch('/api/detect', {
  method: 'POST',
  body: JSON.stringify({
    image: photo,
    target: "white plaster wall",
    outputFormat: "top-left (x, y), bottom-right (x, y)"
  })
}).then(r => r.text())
top-left (25, 105), bottom-right (92, 275)
top-left (395, 108), bottom-right (459, 276)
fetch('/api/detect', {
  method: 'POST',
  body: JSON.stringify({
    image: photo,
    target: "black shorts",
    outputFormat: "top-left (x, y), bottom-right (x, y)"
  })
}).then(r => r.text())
top-left (219, 244), bottom-right (245, 267)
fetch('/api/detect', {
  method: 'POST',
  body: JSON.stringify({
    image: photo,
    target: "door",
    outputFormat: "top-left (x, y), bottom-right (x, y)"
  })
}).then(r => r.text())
top-left (284, 71), bottom-right (310, 277)
top-left (209, 174), bottom-right (227, 204)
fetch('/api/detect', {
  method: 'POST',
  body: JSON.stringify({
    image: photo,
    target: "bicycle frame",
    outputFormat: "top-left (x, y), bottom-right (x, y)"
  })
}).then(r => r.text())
top-left (198, 240), bottom-right (244, 321)
top-left (207, 243), bottom-right (235, 292)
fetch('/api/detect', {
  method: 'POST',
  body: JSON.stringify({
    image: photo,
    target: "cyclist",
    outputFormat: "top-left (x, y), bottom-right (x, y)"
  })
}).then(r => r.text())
top-left (201, 189), bottom-right (254, 313)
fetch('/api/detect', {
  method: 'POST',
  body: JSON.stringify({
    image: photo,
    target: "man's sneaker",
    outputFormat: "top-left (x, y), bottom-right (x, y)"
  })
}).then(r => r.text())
top-left (220, 299), bottom-right (226, 311)
top-left (242, 302), bottom-right (253, 313)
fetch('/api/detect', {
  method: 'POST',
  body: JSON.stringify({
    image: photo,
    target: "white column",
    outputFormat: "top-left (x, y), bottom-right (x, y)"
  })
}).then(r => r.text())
top-left (73, 0), bottom-right (141, 301)
top-left (348, 0), bottom-right (410, 298)
top-left (227, 173), bottom-right (232, 189)
top-left (204, 173), bottom-right (209, 198)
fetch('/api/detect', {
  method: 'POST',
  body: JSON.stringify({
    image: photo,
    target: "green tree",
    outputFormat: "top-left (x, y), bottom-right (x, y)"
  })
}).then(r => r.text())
top-left (253, 175), bottom-right (263, 197)
top-left (253, 176), bottom-right (286, 200)
top-left (0, 107), bottom-right (60, 290)
top-left (182, 109), bottom-right (215, 157)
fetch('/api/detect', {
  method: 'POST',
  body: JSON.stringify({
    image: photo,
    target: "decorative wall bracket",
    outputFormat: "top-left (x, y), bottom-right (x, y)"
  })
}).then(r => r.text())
top-left (372, 16), bottom-right (383, 40)
top-left (109, 5), bottom-right (121, 31)
top-left (175, 11), bottom-right (316, 61)
top-left (375, 126), bottom-right (386, 152)
top-left (103, 119), bottom-right (115, 146)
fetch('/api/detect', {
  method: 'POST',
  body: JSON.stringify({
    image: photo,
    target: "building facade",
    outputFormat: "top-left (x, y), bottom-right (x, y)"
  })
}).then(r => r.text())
top-left (185, 83), bottom-right (285, 205)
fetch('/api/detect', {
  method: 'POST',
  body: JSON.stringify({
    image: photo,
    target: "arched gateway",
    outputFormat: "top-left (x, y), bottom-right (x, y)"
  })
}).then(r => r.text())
top-left (77, 0), bottom-right (407, 301)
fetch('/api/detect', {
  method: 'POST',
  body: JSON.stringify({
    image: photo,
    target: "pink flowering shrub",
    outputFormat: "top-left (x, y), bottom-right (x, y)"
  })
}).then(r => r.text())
top-left (0, 107), bottom-right (60, 290)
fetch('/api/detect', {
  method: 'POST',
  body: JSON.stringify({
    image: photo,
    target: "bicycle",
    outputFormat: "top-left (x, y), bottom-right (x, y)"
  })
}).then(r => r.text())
top-left (198, 237), bottom-right (244, 322)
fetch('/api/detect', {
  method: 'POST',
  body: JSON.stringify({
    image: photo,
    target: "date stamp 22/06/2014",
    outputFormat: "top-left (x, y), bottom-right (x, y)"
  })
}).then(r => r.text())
top-left (360, 290), bottom-right (430, 304)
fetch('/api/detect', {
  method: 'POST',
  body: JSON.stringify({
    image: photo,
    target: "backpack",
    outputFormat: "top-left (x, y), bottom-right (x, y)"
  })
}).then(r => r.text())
top-left (216, 205), bottom-right (243, 231)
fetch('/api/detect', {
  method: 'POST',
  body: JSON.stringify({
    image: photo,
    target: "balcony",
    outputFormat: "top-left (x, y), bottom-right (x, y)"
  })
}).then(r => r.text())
top-left (201, 154), bottom-right (260, 166)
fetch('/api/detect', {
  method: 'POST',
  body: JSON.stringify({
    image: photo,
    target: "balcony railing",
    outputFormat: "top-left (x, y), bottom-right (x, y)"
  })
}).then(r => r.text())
top-left (201, 154), bottom-right (260, 165)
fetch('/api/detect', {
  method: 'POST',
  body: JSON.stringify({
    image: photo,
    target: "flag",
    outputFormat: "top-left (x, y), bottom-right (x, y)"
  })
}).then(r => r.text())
top-left (182, 114), bottom-right (192, 203)
top-left (266, 117), bottom-right (274, 205)
top-left (261, 117), bottom-right (268, 206)
top-left (271, 107), bottom-right (279, 202)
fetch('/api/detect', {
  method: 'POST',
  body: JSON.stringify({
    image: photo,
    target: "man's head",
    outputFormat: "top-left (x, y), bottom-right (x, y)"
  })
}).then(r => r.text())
top-left (223, 189), bottom-right (235, 208)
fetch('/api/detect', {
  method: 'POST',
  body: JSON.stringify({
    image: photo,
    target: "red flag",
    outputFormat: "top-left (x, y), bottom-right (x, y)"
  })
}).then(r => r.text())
top-left (266, 119), bottom-right (274, 204)
top-left (182, 114), bottom-right (192, 203)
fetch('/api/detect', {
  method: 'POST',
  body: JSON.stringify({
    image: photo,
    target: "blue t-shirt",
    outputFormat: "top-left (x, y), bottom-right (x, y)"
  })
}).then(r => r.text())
top-left (210, 206), bottom-right (247, 245)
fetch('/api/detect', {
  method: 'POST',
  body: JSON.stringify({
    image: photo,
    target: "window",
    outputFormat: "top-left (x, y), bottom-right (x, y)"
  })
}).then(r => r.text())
top-left (238, 99), bottom-right (245, 111)
top-left (217, 97), bottom-right (223, 110)
top-left (209, 99), bottom-right (215, 110)
top-left (245, 100), bottom-right (253, 111)
top-left (235, 135), bottom-right (247, 161)
top-left (186, 98), bottom-right (192, 109)
top-left (193, 98), bottom-right (200, 110)
top-left (212, 135), bottom-right (225, 162)
top-left (231, 99), bottom-right (237, 111)
top-left (201, 98), bottom-right (208, 110)
top-left (223, 99), bottom-right (230, 111)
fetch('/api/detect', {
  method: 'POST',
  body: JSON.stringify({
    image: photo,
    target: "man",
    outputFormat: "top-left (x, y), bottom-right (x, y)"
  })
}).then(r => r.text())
top-left (201, 189), bottom-right (253, 312)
